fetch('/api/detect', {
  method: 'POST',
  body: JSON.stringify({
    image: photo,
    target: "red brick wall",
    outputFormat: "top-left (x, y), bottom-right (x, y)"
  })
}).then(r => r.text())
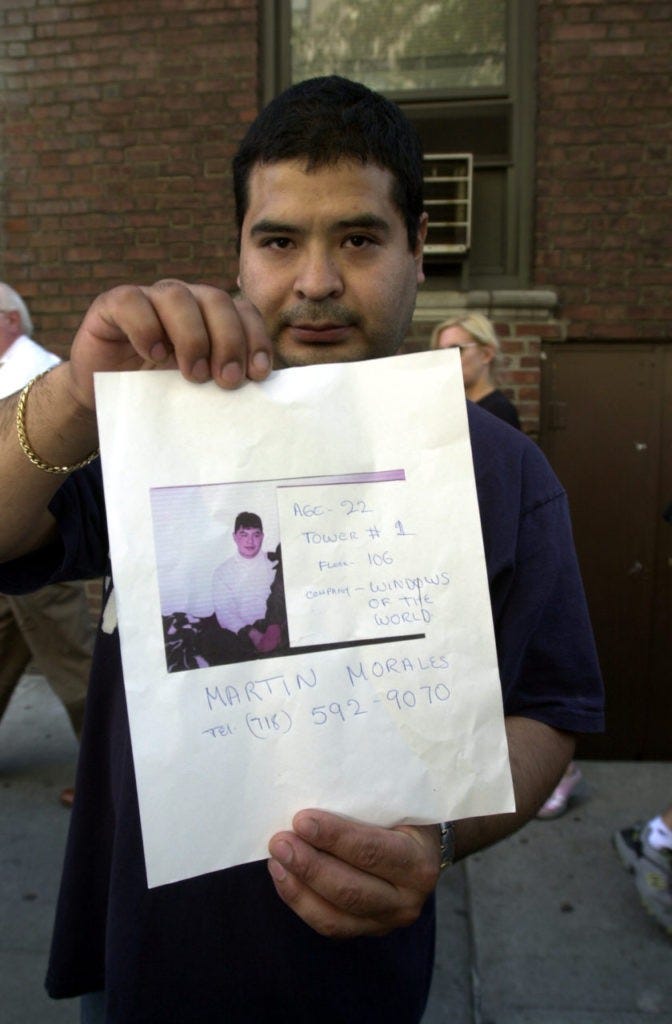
top-left (535, 0), bottom-right (672, 340)
top-left (0, 0), bottom-right (259, 356)
top-left (3, 3), bottom-right (669, 362)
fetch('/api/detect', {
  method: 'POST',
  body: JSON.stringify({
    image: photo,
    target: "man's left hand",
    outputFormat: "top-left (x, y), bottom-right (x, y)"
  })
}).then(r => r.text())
top-left (267, 810), bottom-right (440, 938)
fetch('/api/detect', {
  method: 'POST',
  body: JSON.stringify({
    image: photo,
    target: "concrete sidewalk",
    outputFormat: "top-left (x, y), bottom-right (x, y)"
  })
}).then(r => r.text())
top-left (424, 762), bottom-right (672, 1023)
top-left (1, 674), bottom-right (670, 1024)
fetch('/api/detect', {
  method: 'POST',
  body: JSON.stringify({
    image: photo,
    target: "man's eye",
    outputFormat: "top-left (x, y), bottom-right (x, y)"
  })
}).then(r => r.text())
top-left (345, 235), bottom-right (375, 249)
top-left (263, 237), bottom-right (293, 250)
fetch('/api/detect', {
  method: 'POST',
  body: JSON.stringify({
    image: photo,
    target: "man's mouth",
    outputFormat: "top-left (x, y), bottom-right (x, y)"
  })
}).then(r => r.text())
top-left (287, 323), bottom-right (352, 344)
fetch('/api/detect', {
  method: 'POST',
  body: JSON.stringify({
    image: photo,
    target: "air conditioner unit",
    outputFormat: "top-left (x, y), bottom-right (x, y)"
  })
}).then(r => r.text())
top-left (423, 152), bottom-right (473, 258)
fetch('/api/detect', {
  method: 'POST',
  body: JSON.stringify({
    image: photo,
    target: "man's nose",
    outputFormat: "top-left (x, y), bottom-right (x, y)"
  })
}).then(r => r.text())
top-left (293, 246), bottom-right (344, 301)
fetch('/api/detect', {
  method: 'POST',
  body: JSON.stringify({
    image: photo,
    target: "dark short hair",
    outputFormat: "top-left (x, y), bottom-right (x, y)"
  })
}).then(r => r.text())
top-left (233, 75), bottom-right (424, 251)
top-left (234, 511), bottom-right (263, 532)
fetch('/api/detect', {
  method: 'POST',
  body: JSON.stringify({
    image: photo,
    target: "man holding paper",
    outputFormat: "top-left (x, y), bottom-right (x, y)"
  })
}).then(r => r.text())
top-left (0, 76), bottom-right (603, 1023)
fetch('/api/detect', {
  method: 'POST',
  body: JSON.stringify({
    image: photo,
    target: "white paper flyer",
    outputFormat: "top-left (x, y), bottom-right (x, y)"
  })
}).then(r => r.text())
top-left (94, 349), bottom-right (514, 888)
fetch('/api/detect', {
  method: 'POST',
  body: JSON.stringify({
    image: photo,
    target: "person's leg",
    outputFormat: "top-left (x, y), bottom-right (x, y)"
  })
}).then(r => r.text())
top-left (536, 761), bottom-right (582, 819)
top-left (80, 991), bottom-right (106, 1023)
top-left (635, 810), bottom-right (672, 936)
top-left (0, 593), bottom-right (32, 723)
top-left (614, 804), bottom-right (672, 867)
top-left (649, 805), bottom-right (672, 846)
top-left (8, 581), bottom-right (95, 738)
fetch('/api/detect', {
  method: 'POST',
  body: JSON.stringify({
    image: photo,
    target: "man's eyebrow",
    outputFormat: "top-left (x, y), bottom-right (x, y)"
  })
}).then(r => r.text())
top-left (248, 214), bottom-right (392, 237)
top-left (249, 219), bottom-right (297, 237)
top-left (334, 214), bottom-right (391, 234)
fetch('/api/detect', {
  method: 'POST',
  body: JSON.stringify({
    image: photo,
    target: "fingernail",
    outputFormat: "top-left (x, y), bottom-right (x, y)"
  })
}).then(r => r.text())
top-left (150, 342), bottom-right (168, 363)
top-left (251, 350), bottom-right (271, 374)
top-left (295, 815), bottom-right (319, 840)
top-left (191, 357), bottom-right (210, 382)
top-left (271, 839), bottom-right (294, 866)
top-left (268, 858), bottom-right (287, 882)
top-left (220, 361), bottom-right (243, 387)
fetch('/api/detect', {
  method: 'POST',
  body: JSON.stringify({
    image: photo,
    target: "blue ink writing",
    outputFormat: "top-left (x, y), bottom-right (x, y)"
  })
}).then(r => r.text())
top-left (246, 710), bottom-right (293, 740)
top-left (202, 723), bottom-right (235, 738)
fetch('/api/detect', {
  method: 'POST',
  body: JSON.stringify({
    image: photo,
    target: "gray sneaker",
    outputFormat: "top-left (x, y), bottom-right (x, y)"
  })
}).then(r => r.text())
top-left (614, 822), bottom-right (672, 936)
top-left (635, 851), bottom-right (672, 936)
top-left (613, 822), bottom-right (646, 873)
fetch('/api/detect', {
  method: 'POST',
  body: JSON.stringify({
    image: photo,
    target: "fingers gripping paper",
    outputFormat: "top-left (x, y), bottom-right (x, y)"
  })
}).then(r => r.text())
top-left (94, 350), bottom-right (514, 888)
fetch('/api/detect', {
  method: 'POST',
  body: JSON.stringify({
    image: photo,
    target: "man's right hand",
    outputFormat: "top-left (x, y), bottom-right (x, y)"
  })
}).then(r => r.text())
top-left (0, 280), bottom-right (274, 561)
top-left (66, 280), bottom-right (274, 411)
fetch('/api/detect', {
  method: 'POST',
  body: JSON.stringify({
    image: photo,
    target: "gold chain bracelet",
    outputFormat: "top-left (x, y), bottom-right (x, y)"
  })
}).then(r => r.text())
top-left (16, 370), bottom-right (99, 475)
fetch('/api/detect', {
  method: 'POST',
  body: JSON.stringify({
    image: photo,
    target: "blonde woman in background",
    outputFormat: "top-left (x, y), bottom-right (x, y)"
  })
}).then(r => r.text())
top-left (430, 312), bottom-right (521, 430)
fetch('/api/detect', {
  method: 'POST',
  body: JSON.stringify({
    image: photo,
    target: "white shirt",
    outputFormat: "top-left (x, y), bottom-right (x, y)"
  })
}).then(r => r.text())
top-left (212, 551), bottom-right (276, 633)
top-left (0, 334), bottom-right (60, 399)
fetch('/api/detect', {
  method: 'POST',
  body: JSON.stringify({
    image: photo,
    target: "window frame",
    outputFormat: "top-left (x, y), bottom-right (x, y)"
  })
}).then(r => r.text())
top-left (261, 0), bottom-right (536, 290)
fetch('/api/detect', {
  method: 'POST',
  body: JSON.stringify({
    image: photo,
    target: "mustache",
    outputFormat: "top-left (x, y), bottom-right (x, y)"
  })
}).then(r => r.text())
top-left (277, 301), bottom-right (361, 329)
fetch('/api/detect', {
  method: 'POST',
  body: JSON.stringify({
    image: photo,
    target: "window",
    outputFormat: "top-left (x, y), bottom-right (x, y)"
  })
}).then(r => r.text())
top-left (289, 1), bottom-right (506, 92)
top-left (263, 0), bottom-right (535, 290)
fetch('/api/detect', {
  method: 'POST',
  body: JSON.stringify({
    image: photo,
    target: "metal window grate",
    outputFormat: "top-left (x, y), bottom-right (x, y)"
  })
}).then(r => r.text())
top-left (423, 153), bottom-right (473, 256)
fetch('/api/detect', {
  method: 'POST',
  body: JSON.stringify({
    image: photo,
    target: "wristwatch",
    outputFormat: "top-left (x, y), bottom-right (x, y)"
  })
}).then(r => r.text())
top-left (438, 820), bottom-right (456, 870)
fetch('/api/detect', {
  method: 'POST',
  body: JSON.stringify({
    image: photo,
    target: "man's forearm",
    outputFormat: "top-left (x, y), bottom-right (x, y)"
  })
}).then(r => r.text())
top-left (0, 364), bottom-right (98, 560)
top-left (453, 715), bottom-right (575, 861)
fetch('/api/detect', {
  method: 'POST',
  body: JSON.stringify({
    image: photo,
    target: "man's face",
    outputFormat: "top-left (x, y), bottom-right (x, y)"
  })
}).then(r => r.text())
top-left (0, 309), bottom-right (21, 355)
top-left (233, 526), bottom-right (264, 559)
top-left (237, 159), bottom-right (427, 368)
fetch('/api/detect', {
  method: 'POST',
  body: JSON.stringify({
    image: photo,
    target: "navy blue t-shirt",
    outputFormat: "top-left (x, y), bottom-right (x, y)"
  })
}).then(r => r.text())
top-left (0, 402), bottom-right (603, 1023)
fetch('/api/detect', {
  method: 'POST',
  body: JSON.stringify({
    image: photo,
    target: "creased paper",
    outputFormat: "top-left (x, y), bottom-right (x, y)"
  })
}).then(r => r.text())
top-left (94, 349), bottom-right (514, 888)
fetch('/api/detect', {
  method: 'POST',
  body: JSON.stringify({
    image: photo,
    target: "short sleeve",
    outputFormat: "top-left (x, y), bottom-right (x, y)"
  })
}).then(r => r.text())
top-left (0, 460), bottom-right (108, 593)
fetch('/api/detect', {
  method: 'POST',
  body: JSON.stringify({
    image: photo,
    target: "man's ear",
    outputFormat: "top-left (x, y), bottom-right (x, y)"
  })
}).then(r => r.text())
top-left (414, 213), bottom-right (429, 284)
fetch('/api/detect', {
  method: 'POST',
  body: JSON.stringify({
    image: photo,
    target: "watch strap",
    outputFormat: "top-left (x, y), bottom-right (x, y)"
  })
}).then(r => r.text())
top-left (438, 820), bottom-right (455, 870)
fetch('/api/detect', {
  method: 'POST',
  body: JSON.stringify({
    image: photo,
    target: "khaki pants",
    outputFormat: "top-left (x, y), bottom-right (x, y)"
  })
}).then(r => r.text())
top-left (0, 581), bottom-right (96, 738)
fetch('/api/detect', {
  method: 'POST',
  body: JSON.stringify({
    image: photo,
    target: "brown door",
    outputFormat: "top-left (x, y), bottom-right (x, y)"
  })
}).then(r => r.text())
top-left (539, 343), bottom-right (672, 760)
